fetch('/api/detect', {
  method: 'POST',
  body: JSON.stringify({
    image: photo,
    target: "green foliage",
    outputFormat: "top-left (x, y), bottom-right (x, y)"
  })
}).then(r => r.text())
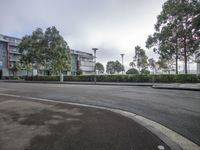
top-left (96, 62), bottom-right (104, 74)
top-left (156, 56), bottom-right (172, 71)
top-left (44, 26), bottom-right (71, 75)
top-left (106, 61), bottom-right (115, 74)
top-left (76, 70), bottom-right (83, 76)
top-left (146, 0), bottom-right (200, 74)
top-left (106, 60), bottom-right (124, 74)
top-left (18, 26), bottom-right (71, 77)
top-left (134, 46), bottom-right (148, 71)
top-left (25, 74), bottom-right (200, 83)
top-left (140, 69), bottom-right (150, 75)
top-left (148, 58), bottom-right (156, 73)
top-left (114, 60), bottom-right (124, 73)
top-left (129, 61), bottom-right (136, 68)
top-left (10, 61), bottom-right (21, 77)
top-left (126, 68), bottom-right (139, 75)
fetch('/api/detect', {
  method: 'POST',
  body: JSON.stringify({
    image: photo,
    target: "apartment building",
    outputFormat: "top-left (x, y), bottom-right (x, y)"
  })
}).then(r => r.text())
top-left (0, 34), bottom-right (94, 79)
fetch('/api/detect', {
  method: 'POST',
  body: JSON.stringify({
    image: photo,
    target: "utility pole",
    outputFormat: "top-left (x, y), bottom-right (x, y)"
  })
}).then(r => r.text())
top-left (120, 53), bottom-right (125, 75)
top-left (92, 48), bottom-right (98, 84)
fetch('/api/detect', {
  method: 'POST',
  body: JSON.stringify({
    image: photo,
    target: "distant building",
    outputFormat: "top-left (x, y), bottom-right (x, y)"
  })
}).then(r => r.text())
top-left (0, 34), bottom-right (23, 78)
top-left (0, 34), bottom-right (94, 79)
top-left (71, 49), bottom-right (94, 75)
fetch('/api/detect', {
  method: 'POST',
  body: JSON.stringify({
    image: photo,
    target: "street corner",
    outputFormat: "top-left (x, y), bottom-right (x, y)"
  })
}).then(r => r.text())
top-left (0, 95), bottom-right (171, 150)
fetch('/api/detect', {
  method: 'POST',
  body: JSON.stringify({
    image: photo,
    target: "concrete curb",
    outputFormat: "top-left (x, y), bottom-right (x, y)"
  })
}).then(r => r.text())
top-left (152, 84), bottom-right (200, 91)
top-left (0, 93), bottom-right (199, 150)
top-left (152, 86), bottom-right (200, 91)
top-left (1, 80), bottom-right (200, 91)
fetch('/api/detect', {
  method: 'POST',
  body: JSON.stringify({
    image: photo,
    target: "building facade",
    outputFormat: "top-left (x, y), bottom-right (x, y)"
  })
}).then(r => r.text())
top-left (0, 34), bottom-right (23, 79)
top-left (71, 49), bottom-right (94, 75)
top-left (0, 34), bottom-right (94, 79)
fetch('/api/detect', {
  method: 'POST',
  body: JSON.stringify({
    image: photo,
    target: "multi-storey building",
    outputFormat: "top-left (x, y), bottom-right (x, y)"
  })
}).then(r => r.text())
top-left (71, 49), bottom-right (94, 75)
top-left (0, 34), bottom-right (23, 78)
top-left (0, 34), bottom-right (94, 79)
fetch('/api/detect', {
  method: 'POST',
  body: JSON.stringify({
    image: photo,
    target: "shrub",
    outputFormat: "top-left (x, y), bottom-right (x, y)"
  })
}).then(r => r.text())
top-left (25, 74), bottom-right (200, 83)
top-left (126, 68), bottom-right (139, 74)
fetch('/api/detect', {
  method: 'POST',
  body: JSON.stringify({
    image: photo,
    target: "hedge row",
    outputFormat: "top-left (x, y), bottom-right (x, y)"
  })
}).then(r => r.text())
top-left (25, 74), bottom-right (200, 83)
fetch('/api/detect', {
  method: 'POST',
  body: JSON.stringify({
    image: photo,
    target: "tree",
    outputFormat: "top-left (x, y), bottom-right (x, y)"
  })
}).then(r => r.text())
top-left (44, 26), bottom-right (71, 81)
top-left (10, 61), bottom-right (21, 78)
top-left (106, 60), bottom-right (124, 74)
top-left (129, 61), bottom-right (136, 68)
top-left (146, 0), bottom-right (200, 74)
top-left (140, 68), bottom-right (150, 75)
top-left (20, 55), bottom-right (32, 76)
top-left (18, 26), bottom-right (71, 82)
top-left (114, 60), bottom-right (124, 74)
top-left (156, 56), bottom-right (174, 73)
top-left (148, 58), bottom-right (157, 73)
top-left (126, 68), bottom-right (139, 74)
top-left (134, 46), bottom-right (148, 72)
top-left (96, 62), bottom-right (104, 74)
top-left (106, 61), bottom-right (115, 74)
top-left (18, 28), bottom-right (45, 74)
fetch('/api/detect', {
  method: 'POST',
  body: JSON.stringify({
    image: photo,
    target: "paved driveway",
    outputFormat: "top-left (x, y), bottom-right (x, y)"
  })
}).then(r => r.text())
top-left (0, 82), bottom-right (200, 145)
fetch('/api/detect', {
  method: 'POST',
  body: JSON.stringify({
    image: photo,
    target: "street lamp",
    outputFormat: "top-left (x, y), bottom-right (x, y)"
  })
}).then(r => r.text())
top-left (120, 53), bottom-right (125, 74)
top-left (92, 48), bottom-right (98, 84)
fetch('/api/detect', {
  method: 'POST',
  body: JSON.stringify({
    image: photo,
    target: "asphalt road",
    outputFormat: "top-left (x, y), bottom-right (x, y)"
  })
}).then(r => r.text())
top-left (0, 82), bottom-right (200, 146)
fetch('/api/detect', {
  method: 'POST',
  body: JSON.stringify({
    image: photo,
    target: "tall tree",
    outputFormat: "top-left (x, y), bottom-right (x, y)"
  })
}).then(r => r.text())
top-left (129, 61), bottom-right (136, 68)
top-left (156, 56), bottom-right (174, 73)
top-left (18, 26), bottom-right (71, 82)
top-left (106, 60), bottom-right (124, 74)
top-left (106, 61), bottom-right (115, 74)
top-left (96, 62), bottom-right (104, 74)
top-left (44, 26), bottom-right (71, 81)
top-left (134, 46), bottom-right (148, 72)
top-left (114, 60), bottom-right (124, 74)
top-left (146, 0), bottom-right (200, 74)
top-left (148, 58), bottom-right (157, 74)
top-left (18, 28), bottom-right (45, 73)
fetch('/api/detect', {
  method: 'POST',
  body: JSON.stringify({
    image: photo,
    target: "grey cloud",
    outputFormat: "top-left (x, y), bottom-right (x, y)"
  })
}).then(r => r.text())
top-left (0, 0), bottom-right (165, 69)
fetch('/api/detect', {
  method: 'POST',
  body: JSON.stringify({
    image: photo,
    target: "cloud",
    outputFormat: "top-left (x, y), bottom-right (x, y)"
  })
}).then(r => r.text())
top-left (0, 0), bottom-right (166, 71)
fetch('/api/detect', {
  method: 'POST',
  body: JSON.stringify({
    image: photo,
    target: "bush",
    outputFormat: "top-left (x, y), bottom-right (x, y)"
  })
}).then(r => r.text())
top-left (25, 74), bottom-right (200, 83)
top-left (140, 69), bottom-right (150, 75)
top-left (126, 68), bottom-right (139, 74)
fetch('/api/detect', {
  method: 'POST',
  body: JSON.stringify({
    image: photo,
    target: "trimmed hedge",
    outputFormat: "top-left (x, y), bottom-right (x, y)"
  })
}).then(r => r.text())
top-left (25, 74), bottom-right (200, 83)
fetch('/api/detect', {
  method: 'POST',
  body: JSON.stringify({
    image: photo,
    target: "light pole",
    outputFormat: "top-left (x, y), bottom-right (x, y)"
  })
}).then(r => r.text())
top-left (92, 48), bottom-right (98, 84)
top-left (120, 54), bottom-right (125, 74)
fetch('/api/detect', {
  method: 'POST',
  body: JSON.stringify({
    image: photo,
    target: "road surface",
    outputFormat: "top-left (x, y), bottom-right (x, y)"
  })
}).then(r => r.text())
top-left (0, 82), bottom-right (200, 145)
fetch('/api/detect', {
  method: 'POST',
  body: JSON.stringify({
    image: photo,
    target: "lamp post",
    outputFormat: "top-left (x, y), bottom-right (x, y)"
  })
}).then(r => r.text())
top-left (92, 48), bottom-right (98, 84)
top-left (120, 54), bottom-right (125, 74)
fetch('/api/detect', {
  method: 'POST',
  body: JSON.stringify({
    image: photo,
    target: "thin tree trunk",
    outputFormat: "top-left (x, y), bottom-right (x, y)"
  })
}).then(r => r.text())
top-left (32, 63), bottom-right (34, 76)
top-left (175, 37), bottom-right (178, 74)
top-left (183, 37), bottom-right (187, 74)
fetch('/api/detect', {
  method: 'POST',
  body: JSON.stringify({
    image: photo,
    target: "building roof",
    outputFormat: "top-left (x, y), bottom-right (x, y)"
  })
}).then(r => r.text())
top-left (71, 49), bottom-right (93, 58)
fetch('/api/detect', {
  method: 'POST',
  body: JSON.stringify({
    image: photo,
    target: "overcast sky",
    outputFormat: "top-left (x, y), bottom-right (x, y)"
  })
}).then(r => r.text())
top-left (1, 0), bottom-right (172, 70)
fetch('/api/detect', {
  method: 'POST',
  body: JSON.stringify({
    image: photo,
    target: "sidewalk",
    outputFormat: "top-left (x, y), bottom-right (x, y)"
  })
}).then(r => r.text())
top-left (1, 80), bottom-right (200, 91)
top-left (152, 83), bottom-right (200, 91)
top-left (0, 95), bottom-right (171, 150)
